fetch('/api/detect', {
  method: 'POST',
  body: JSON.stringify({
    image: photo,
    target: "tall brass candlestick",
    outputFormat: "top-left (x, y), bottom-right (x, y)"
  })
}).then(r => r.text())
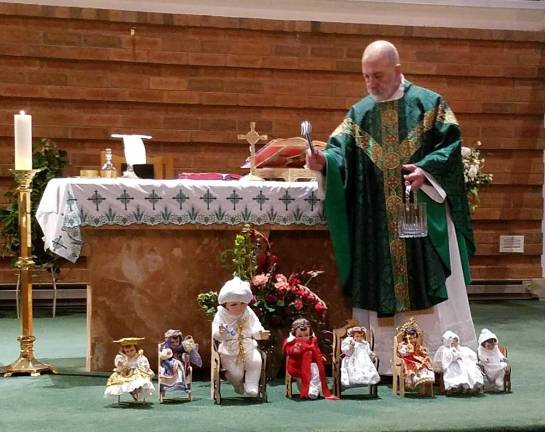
top-left (3, 169), bottom-right (56, 377)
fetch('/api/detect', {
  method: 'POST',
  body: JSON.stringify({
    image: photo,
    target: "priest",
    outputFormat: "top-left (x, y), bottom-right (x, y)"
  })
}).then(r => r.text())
top-left (306, 40), bottom-right (476, 372)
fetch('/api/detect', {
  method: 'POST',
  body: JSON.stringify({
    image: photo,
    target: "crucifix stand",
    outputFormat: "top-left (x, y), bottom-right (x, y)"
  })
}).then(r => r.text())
top-left (238, 122), bottom-right (267, 182)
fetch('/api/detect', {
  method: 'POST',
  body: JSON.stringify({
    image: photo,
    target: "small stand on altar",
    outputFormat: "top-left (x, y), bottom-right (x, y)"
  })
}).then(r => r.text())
top-left (240, 123), bottom-right (325, 182)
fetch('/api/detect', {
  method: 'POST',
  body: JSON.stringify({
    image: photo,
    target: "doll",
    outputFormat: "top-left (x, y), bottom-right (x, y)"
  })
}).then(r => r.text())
top-left (212, 276), bottom-right (271, 397)
top-left (340, 326), bottom-right (380, 388)
top-left (159, 348), bottom-right (187, 395)
top-left (162, 328), bottom-right (202, 367)
top-left (283, 318), bottom-right (338, 400)
top-left (104, 337), bottom-right (155, 402)
top-left (477, 328), bottom-right (509, 392)
top-left (397, 324), bottom-right (435, 391)
top-left (432, 330), bottom-right (484, 394)
top-left (159, 329), bottom-right (202, 397)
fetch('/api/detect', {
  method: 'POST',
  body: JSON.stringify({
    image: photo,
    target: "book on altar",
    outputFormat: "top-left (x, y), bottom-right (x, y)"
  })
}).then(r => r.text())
top-left (241, 137), bottom-right (326, 168)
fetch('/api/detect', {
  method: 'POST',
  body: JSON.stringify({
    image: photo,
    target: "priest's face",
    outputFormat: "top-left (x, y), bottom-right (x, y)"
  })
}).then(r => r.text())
top-left (225, 301), bottom-right (247, 316)
top-left (362, 54), bottom-right (401, 102)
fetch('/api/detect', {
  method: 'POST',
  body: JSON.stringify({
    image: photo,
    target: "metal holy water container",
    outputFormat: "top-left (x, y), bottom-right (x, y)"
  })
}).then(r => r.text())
top-left (398, 185), bottom-right (428, 238)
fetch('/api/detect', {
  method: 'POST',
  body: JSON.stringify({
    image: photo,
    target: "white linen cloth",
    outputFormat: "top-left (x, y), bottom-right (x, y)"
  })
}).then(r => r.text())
top-left (36, 178), bottom-right (325, 262)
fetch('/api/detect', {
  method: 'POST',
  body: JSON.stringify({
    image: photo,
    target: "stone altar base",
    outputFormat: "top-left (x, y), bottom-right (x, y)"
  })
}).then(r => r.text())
top-left (83, 225), bottom-right (351, 372)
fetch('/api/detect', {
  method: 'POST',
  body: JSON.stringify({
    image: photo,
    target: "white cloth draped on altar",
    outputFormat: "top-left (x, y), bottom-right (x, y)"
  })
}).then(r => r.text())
top-left (36, 178), bottom-right (325, 263)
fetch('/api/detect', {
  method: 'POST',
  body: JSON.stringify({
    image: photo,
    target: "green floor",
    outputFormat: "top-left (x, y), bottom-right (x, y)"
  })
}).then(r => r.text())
top-left (1, 301), bottom-right (544, 432)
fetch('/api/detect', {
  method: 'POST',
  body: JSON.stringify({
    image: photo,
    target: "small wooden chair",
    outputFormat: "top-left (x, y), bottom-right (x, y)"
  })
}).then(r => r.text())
top-left (392, 318), bottom-right (434, 398)
top-left (210, 339), bottom-right (268, 404)
top-left (157, 343), bottom-right (193, 403)
top-left (331, 319), bottom-right (379, 398)
top-left (478, 345), bottom-right (512, 393)
top-left (100, 151), bottom-right (174, 179)
top-left (501, 346), bottom-right (512, 392)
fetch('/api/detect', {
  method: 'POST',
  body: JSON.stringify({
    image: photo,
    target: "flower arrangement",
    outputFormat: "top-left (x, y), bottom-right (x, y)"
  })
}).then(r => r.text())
top-left (196, 225), bottom-right (327, 330)
top-left (462, 141), bottom-right (493, 212)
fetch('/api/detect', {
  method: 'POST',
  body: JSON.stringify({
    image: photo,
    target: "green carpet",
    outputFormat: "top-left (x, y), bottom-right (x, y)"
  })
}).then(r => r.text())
top-left (0, 301), bottom-right (544, 432)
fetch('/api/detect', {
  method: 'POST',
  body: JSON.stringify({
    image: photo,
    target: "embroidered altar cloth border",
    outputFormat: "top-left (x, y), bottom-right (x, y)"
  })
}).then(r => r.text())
top-left (36, 178), bottom-right (326, 263)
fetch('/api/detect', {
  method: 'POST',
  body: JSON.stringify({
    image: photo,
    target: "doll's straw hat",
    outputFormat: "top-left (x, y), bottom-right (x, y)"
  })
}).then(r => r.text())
top-left (113, 337), bottom-right (145, 346)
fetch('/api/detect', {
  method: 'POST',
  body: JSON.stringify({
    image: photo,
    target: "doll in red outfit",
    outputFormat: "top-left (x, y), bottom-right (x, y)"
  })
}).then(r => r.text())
top-left (283, 318), bottom-right (338, 400)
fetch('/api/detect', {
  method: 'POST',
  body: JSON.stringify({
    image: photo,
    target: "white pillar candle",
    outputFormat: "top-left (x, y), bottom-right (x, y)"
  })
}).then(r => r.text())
top-left (14, 111), bottom-right (32, 170)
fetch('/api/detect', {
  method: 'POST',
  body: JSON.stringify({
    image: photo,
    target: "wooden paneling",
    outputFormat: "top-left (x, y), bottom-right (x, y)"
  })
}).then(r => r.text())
top-left (0, 3), bottom-right (543, 283)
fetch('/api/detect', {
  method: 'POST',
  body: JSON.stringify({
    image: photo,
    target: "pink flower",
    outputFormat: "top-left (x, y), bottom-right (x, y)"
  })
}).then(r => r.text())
top-left (249, 295), bottom-right (257, 305)
top-left (275, 274), bottom-right (287, 283)
top-left (252, 274), bottom-right (269, 287)
top-left (294, 298), bottom-right (303, 311)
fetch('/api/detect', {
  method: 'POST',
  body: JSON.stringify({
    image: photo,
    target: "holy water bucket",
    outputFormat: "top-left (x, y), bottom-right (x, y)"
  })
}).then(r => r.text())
top-left (398, 185), bottom-right (428, 238)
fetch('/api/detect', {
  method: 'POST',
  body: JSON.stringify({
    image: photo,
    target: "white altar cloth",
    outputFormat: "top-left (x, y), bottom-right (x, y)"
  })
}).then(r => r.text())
top-left (36, 178), bottom-right (325, 263)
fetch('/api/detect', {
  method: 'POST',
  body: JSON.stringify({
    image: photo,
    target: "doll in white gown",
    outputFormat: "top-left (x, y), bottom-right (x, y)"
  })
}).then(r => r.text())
top-left (477, 328), bottom-right (509, 392)
top-left (340, 326), bottom-right (380, 388)
top-left (433, 330), bottom-right (483, 394)
top-left (104, 337), bottom-right (155, 402)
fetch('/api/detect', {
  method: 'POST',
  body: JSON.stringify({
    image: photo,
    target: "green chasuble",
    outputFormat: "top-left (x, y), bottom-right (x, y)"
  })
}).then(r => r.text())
top-left (324, 81), bottom-right (475, 317)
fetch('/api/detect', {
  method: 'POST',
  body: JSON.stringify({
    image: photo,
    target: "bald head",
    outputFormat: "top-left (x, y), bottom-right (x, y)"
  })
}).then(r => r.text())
top-left (362, 40), bottom-right (400, 66)
top-left (361, 40), bottom-right (402, 101)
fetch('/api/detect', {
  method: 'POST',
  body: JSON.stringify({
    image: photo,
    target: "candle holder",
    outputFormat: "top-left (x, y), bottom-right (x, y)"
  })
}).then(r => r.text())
top-left (2, 169), bottom-right (56, 377)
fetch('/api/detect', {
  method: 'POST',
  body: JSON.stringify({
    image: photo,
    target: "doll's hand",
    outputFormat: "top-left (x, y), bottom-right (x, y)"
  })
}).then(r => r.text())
top-left (258, 330), bottom-right (271, 341)
top-left (350, 340), bottom-right (355, 347)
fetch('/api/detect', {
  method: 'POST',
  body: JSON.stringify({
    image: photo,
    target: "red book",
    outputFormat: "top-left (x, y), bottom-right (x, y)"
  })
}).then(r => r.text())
top-left (242, 137), bottom-right (326, 168)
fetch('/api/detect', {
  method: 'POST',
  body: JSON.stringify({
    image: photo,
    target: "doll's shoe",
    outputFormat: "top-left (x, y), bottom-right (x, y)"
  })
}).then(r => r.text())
top-left (233, 383), bottom-right (245, 395)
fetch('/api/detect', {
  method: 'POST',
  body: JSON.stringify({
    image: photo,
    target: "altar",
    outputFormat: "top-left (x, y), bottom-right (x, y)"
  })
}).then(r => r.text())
top-left (36, 178), bottom-right (351, 371)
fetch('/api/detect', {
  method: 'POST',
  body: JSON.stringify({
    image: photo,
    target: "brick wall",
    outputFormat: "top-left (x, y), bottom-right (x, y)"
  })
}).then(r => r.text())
top-left (0, 3), bottom-right (543, 282)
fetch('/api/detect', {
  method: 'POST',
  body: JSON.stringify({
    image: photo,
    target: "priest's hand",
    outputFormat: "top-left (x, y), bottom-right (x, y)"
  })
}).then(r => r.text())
top-left (306, 148), bottom-right (326, 172)
top-left (402, 164), bottom-right (426, 191)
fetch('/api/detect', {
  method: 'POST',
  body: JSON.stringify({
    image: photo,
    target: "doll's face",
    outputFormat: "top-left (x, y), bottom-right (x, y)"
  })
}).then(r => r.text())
top-left (169, 335), bottom-right (181, 348)
top-left (225, 302), bottom-right (247, 316)
top-left (294, 326), bottom-right (311, 340)
top-left (450, 337), bottom-right (459, 347)
top-left (352, 331), bottom-right (365, 342)
top-left (482, 338), bottom-right (497, 351)
top-left (122, 345), bottom-right (137, 358)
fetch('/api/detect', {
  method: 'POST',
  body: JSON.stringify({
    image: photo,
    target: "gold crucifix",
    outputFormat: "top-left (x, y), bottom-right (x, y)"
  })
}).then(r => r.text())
top-left (238, 122), bottom-right (268, 181)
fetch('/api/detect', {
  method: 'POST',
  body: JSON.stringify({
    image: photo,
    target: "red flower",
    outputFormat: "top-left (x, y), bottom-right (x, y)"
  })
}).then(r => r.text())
top-left (265, 294), bottom-right (278, 304)
top-left (314, 302), bottom-right (327, 314)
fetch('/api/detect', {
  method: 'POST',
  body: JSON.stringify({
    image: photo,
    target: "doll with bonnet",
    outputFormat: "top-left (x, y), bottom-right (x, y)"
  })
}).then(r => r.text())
top-left (159, 329), bottom-right (202, 397)
top-left (104, 337), bottom-right (155, 402)
top-left (212, 276), bottom-right (270, 397)
top-left (478, 328), bottom-right (509, 391)
top-left (340, 326), bottom-right (380, 388)
top-left (283, 318), bottom-right (337, 400)
top-left (433, 330), bottom-right (483, 394)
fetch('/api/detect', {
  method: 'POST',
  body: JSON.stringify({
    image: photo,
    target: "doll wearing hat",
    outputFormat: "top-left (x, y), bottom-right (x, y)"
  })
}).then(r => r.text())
top-left (212, 276), bottom-right (270, 397)
top-left (104, 337), bottom-right (155, 402)
top-left (478, 328), bottom-right (509, 391)
top-left (283, 318), bottom-right (337, 400)
top-left (340, 326), bottom-right (380, 388)
top-left (159, 329), bottom-right (202, 396)
top-left (432, 330), bottom-right (483, 394)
